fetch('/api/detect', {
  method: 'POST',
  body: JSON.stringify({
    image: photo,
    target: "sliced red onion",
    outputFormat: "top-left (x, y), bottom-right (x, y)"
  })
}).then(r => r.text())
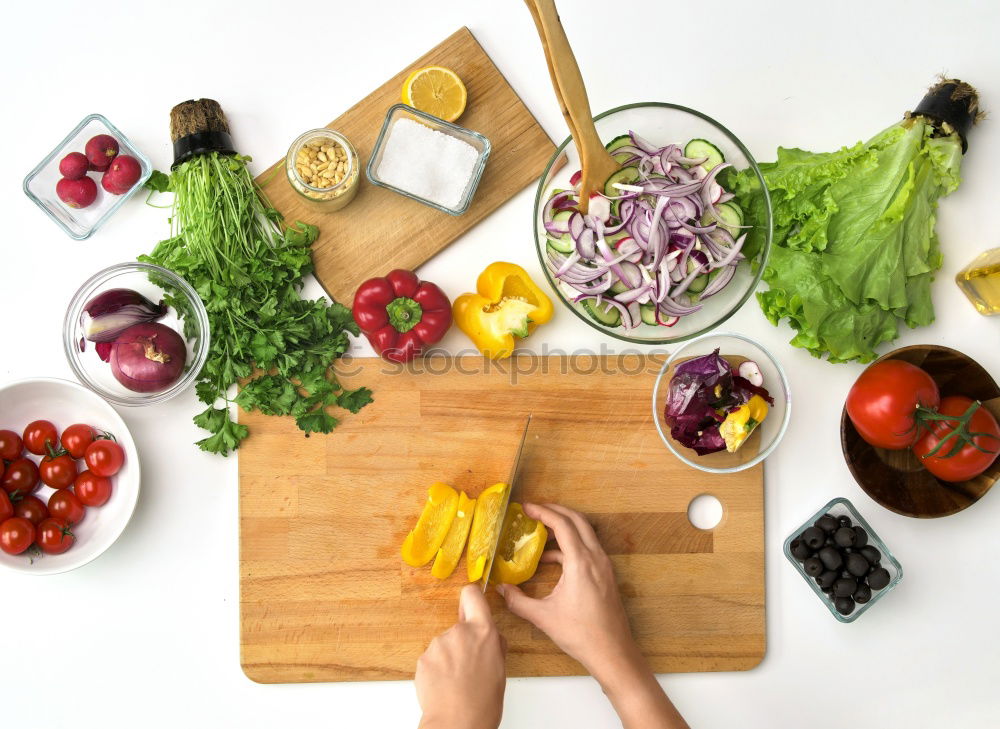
top-left (701, 264), bottom-right (737, 299)
top-left (82, 288), bottom-right (168, 343)
top-left (658, 297), bottom-right (702, 317)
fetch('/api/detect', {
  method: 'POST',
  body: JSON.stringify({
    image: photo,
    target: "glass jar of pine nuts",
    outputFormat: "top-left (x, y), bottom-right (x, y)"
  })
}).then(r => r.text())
top-left (285, 129), bottom-right (360, 211)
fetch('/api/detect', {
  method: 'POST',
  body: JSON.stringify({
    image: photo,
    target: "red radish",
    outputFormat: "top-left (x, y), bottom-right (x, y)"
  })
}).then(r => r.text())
top-left (59, 152), bottom-right (90, 180)
top-left (110, 322), bottom-right (187, 392)
top-left (56, 176), bottom-right (98, 208)
top-left (101, 154), bottom-right (141, 194)
top-left (85, 134), bottom-right (119, 167)
top-left (90, 160), bottom-right (111, 172)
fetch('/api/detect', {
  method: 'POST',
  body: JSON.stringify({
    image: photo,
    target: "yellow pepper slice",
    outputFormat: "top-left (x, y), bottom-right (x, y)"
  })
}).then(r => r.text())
top-left (719, 394), bottom-right (770, 453)
top-left (466, 483), bottom-right (509, 581)
top-left (401, 482), bottom-right (460, 567)
top-left (452, 262), bottom-right (554, 360)
top-left (491, 503), bottom-right (548, 586)
top-left (431, 491), bottom-right (476, 580)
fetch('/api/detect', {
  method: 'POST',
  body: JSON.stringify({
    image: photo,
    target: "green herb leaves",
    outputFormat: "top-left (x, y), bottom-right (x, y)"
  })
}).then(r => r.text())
top-left (142, 153), bottom-right (370, 455)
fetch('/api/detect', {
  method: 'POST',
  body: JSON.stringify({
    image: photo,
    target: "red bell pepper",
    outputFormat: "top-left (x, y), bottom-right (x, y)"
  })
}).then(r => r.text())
top-left (352, 269), bottom-right (452, 362)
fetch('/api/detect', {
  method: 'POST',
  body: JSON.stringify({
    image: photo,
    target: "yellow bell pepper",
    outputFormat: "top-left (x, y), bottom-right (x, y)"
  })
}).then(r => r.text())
top-left (719, 395), bottom-right (770, 453)
top-left (401, 482), bottom-right (460, 567)
top-left (465, 483), bottom-right (509, 581)
top-left (491, 503), bottom-right (548, 586)
top-left (431, 491), bottom-right (476, 580)
top-left (452, 262), bottom-right (553, 359)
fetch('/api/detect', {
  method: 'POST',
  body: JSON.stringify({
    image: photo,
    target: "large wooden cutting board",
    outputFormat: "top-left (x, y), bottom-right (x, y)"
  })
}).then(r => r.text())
top-left (255, 27), bottom-right (556, 305)
top-left (239, 356), bottom-right (765, 682)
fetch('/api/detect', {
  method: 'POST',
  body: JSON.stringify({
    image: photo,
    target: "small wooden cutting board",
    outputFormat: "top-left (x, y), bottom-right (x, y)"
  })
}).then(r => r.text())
top-left (255, 27), bottom-right (556, 305)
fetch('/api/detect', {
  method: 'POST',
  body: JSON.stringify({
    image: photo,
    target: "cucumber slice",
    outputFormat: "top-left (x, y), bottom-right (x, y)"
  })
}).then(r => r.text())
top-left (683, 139), bottom-right (725, 171)
top-left (581, 299), bottom-right (622, 327)
top-left (605, 230), bottom-right (629, 247)
top-left (609, 280), bottom-right (630, 295)
top-left (687, 274), bottom-right (708, 294)
top-left (700, 202), bottom-right (743, 234)
top-left (606, 134), bottom-right (634, 164)
top-left (639, 304), bottom-right (658, 326)
top-left (546, 210), bottom-right (575, 253)
top-left (604, 166), bottom-right (641, 197)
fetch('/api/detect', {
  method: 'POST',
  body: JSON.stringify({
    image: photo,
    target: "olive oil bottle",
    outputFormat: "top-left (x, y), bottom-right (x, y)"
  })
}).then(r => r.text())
top-left (956, 248), bottom-right (1000, 315)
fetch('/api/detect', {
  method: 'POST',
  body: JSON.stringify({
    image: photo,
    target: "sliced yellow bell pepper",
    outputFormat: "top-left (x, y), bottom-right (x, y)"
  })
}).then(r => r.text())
top-left (465, 483), bottom-right (509, 581)
top-left (431, 491), bottom-right (476, 580)
top-left (491, 503), bottom-right (548, 586)
top-left (452, 262), bottom-right (553, 360)
top-left (401, 482), bottom-right (460, 567)
top-left (719, 394), bottom-right (770, 453)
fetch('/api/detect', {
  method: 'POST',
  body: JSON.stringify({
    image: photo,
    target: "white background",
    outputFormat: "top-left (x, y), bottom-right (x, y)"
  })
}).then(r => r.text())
top-left (3, 1), bottom-right (999, 726)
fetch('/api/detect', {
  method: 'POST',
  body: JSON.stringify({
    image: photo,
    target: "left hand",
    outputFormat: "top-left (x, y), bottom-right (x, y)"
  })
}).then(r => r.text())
top-left (416, 584), bottom-right (507, 729)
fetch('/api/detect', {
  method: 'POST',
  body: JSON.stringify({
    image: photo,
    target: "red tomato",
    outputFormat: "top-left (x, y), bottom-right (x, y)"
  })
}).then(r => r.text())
top-left (13, 494), bottom-right (48, 526)
top-left (48, 490), bottom-right (86, 525)
top-left (1, 458), bottom-right (40, 496)
top-left (846, 360), bottom-right (941, 450)
top-left (0, 490), bottom-right (12, 522)
top-left (23, 420), bottom-right (59, 456)
top-left (0, 517), bottom-right (35, 555)
top-left (39, 452), bottom-right (78, 489)
top-left (0, 429), bottom-right (22, 460)
top-left (74, 471), bottom-right (112, 507)
top-left (912, 396), bottom-right (1000, 482)
top-left (84, 439), bottom-right (124, 477)
top-left (61, 424), bottom-right (97, 459)
top-left (36, 518), bottom-right (75, 555)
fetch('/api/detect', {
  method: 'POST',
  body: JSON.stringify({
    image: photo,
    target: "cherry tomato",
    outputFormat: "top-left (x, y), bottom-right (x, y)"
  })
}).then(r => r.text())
top-left (0, 517), bottom-right (36, 555)
top-left (74, 470), bottom-right (112, 507)
top-left (36, 518), bottom-right (75, 555)
top-left (48, 490), bottom-right (86, 525)
top-left (0, 490), bottom-right (12, 522)
top-left (1, 458), bottom-right (40, 496)
top-left (0, 429), bottom-right (22, 460)
top-left (61, 424), bottom-right (97, 459)
top-left (84, 439), bottom-right (124, 477)
top-left (912, 396), bottom-right (1000, 482)
top-left (846, 360), bottom-right (941, 450)
top-left (40, 452), bottom-right (78, 489)
top-left (23, 420), bottom-right (59, 456)
top-left (13, 494), bottom-right (48, 526)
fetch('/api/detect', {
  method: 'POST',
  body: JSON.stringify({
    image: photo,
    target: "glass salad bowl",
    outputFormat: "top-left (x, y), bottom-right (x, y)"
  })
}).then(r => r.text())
top-left (533, 102), bottom-right (772, 344)
top-left (652, 332), bottom-right (791, 473)
top-left (63, 262), bottom-right (209, 407)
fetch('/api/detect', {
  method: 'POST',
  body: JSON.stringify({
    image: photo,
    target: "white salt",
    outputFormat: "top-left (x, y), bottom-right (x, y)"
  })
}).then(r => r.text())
top-left (376, 118), bottom-right (480, 210)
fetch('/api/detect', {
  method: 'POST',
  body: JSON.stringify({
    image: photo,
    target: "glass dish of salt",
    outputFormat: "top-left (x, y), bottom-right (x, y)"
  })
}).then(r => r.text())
top-left (366, 104), bottom-right (491, 216)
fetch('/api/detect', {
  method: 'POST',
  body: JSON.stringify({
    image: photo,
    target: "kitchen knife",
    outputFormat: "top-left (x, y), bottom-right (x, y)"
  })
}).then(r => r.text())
top-left (480, 415), bottom-right (531, 592)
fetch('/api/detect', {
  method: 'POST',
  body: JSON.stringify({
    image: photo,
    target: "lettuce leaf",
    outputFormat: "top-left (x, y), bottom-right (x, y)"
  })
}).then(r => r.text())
top-left (734, 117), bottom-right (963, 363)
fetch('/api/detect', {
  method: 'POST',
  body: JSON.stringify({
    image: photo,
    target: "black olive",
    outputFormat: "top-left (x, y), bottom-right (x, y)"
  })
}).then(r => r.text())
top-left (859, 545), bottom-right (881, 565)
top-left (821, 584), bottom-right (835, 594)
top-left (834, 596), bottom-right (856, 615)
top-left (834, 577), bottom-right (857, 597)
top-left (853, 526), bottom-right (868, 547)
top-left (846, 553), bottom-right (869, 577)
top-left (818, 546), bottom-right (843, 571)
top-left (815, 514), bottom-right (839, 533)
top-left (841, 569), bottom-right (852, 579)
top-left (801, 526), bottom-right (825, 549)
top-left (868, 567), bottom-right (891, 590)
top-left (817, 570), bottom-right (838, 589)
top-left (837, 515), bottom-right (852, 528)
top-left (834, 527), bottom-right (857, 548)
top-left (804, 557), bottom-right (824, 577)
top-left (790, 539), bottom-right (813, 561)
top-left (853, 583), bottom-right (872, 604)
top-left (825, 536), bottom-right (836, 547)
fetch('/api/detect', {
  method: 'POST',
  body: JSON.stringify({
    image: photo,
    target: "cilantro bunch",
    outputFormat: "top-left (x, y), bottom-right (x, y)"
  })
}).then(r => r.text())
top-left (141, 153), bottom-right (371, 455)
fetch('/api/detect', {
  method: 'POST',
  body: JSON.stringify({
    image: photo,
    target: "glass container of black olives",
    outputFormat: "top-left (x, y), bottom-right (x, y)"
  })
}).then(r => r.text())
top-left (783, 497), bottom-right (903, 623)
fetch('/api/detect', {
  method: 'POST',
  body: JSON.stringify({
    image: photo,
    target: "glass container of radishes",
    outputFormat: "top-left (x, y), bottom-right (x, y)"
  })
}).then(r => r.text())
top-left (23, 114), bottom-right (152, 240)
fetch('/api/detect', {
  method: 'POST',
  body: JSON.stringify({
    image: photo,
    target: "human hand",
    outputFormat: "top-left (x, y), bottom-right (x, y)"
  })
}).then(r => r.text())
top-left (416, 584), bottom-right (507, 729)
top-left (496, 503), bottom-right (641, 684)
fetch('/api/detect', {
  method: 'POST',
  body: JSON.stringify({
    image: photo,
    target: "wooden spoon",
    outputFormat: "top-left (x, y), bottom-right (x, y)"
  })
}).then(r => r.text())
top-left (524, 0), bottom-right (620, 213)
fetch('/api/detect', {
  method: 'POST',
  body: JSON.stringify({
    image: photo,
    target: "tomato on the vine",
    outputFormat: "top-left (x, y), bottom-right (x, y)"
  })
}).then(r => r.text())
top-left (1, 458), bottom-right (40, 496)
top-left (0, 429), bottom-right (22, 460)
top-left (36, 518), bottom-right (75, 555)
top-left (48, 490), bottom-right (86, 525)
top-left (74, 471), bottom-right (112, 507)
top-left (84, 439), bottom-right (124, 477)
top-left (846, 360), bottom-right (941, 450)
top-left (23, 420), bottom-right (58, 456)
top-left (0, 517), bottom-right (35, 555)
top-left (913, 396), bottom-right (1000, 482)
top-left (40, 452), bottom-right (78, 490)
top-left (13, 494), bottom-right (48, 526)
top-left (0, 490), bottom-right (13, 522)
top-left (61, 424), bottom-right (97, 459)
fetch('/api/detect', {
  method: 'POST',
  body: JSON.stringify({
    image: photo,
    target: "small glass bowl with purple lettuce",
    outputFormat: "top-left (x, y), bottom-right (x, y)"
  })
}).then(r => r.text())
top-left (652, 332), bottom-right (791, 473)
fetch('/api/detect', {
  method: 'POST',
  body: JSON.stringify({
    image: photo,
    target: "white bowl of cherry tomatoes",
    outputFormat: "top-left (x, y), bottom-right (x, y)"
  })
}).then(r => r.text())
top-left (0, 378), bottom-right (140, 574)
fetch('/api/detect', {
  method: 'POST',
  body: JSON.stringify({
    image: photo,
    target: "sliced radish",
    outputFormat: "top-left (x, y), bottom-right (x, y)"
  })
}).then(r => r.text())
top-left (738, 360), bottom-right (763, 386)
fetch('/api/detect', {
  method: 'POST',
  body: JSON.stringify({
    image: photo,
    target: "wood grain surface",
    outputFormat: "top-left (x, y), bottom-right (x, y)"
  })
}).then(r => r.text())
top-left (254, 27), bottom-right (555, 305)
top-left (239, 355), bottom-right (766, 683)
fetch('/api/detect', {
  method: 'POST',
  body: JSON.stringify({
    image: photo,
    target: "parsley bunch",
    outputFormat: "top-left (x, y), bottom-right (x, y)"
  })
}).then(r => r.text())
top-left (141, 153), bottom-right (371, 455)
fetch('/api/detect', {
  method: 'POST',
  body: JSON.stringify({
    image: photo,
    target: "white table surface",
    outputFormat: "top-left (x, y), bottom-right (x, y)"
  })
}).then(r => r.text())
top-left (4, 1), bottom-right (999, 726)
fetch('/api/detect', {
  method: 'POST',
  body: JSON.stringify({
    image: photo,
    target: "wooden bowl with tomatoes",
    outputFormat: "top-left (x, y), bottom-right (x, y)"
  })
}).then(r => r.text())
top-left (841, 345), bottom-right (1000, 518)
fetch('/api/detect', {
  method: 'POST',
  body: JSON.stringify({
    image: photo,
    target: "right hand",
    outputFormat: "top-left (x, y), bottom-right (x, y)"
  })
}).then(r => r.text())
top-left (496, 503), bottom-right (640, 680)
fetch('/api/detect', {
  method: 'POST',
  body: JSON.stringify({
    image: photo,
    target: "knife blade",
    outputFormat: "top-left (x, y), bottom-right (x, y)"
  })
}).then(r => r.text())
top-left (480, 415), bottom-right (532, 592)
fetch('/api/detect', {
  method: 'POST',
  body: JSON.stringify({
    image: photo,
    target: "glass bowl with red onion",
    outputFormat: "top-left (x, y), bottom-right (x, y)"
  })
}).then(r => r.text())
top-left (63, 262), bottom-right (209, 406)
top-left (533, 102), bottom-right (773, 344)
